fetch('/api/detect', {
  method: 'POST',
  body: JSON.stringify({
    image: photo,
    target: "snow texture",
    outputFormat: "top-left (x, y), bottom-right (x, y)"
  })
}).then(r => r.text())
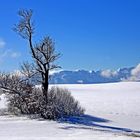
top-left (0, 82), bottom-right (140, 140)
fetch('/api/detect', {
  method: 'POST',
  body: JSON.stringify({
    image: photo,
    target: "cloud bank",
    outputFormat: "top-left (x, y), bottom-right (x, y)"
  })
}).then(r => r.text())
top-left (128, 64), bottom-right (140, 81)
top-left (101, 69), bottom-right (118, 78)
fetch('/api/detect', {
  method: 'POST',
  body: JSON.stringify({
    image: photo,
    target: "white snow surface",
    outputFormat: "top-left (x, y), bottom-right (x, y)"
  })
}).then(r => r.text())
top-left (0, 82), bottom-right (140, 140)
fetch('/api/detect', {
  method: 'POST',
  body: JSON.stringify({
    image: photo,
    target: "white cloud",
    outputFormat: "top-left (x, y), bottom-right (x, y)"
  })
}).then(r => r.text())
top-left (0, 49), bottom-right (10, 62)
top-left (131, 64), bottom-right (140, 76)
top-left (11, 52), bottom-right (21, 58)
top-left (0, 50), bottom-right (21, 62)
top-left (49, 70), bottom-right (62, 75)
top-left (101, 69), bottom-right (118, 78)
top-left (0, 39), bottom-right (6, 48)
top-left (128, 64), bottom-right (140, 81)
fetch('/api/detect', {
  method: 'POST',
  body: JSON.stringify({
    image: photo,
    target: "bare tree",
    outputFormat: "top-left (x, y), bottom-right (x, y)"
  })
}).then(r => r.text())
top-left (13, 9), bottom-right (61, 103)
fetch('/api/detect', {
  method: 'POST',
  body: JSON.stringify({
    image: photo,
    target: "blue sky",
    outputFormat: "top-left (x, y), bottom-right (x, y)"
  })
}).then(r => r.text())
top-left (0, 0), bottom-right (140, 71)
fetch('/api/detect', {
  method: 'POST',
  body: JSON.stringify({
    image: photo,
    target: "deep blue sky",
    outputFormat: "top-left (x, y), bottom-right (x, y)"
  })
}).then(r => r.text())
top-left (0, 0), bottom-right (140, 71)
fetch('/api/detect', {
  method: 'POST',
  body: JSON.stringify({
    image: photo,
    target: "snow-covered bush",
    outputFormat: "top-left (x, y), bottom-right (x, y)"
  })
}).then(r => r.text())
top-left (41, 87), bottom-right (85, 119)
top-left (7, 86), bottom-right (84, 119)
top-left (7, 88), bottom-right (43, 115)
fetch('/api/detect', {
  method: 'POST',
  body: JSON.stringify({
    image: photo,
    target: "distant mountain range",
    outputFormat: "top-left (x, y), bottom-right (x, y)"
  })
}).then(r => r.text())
top-left (49, 65), bottom-right (140, 84)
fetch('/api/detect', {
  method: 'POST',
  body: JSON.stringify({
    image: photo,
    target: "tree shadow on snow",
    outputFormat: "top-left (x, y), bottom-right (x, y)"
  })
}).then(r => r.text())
top-left (58, 114), bottom-right (140, 134)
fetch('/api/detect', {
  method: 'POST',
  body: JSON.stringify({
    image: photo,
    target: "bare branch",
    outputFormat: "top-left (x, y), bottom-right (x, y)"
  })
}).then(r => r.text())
top-left (21, 61), bottom-right (36, 78)
top-left (13, 9), bottom-right (34, 40)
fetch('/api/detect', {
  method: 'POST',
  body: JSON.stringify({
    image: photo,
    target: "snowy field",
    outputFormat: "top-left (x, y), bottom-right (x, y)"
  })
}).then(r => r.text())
top-left (0, 82), bottom-right (140, 140)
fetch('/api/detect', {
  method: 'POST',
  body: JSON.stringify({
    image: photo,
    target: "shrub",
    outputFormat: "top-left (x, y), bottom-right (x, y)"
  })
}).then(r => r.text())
top-left (42, 87), bottom-right (85, 119)
top-left (7, 88), bottom-right (44, 115)
top-left (7, 86), bottom-right (85, 120)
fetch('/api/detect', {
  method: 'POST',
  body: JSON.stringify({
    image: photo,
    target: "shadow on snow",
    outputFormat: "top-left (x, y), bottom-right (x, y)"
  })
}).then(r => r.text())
top-left (58, 114), bottom-right (140, 134)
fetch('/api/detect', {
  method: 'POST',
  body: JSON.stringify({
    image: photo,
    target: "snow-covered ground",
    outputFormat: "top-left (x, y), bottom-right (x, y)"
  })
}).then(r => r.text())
top-left (0, 82), bottom-right (140, 140)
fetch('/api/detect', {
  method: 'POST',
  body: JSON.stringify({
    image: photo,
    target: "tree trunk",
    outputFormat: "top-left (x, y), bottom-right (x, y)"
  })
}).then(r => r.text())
top-left (42, 70), bottom-right (49, 103)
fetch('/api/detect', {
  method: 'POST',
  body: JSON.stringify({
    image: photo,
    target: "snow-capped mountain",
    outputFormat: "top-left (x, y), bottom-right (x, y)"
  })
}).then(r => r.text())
top-left (49, 66), bottom-right (139, 84)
